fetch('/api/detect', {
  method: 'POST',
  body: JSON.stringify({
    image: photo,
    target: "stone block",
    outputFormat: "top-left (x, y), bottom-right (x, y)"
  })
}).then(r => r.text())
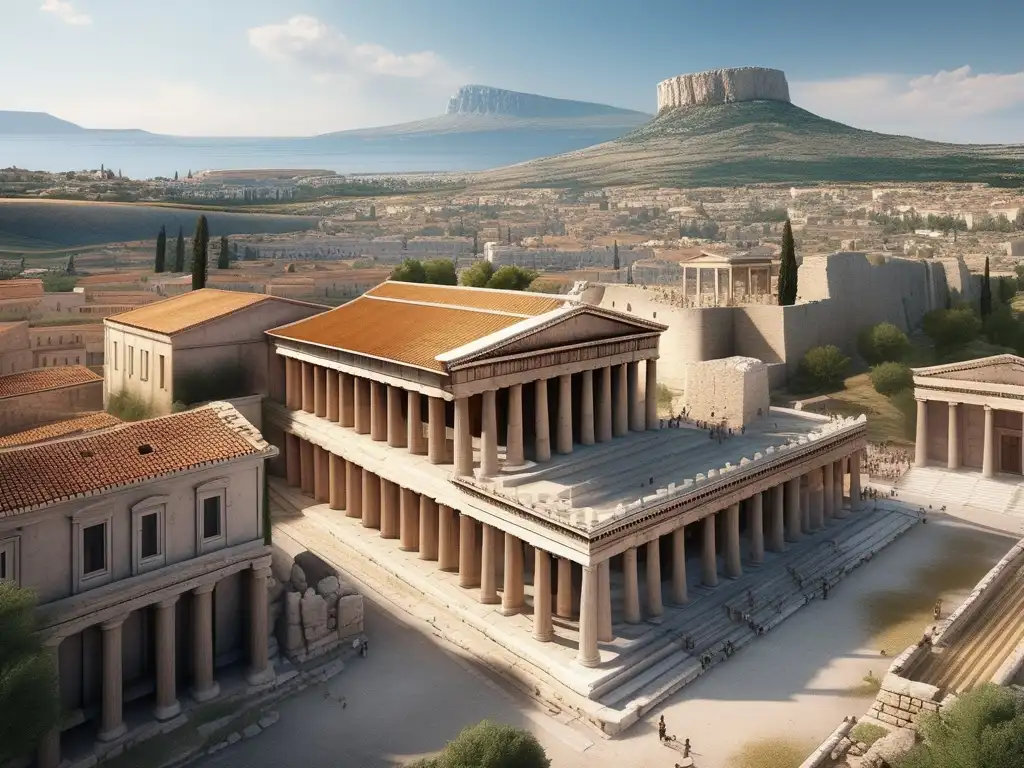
top-left (258, 712), bottom-right (280, 730)
top-left (300, 591), bottom-right (329, 642)
top-left (862, 727), bottom-right (916, 767)
top-left (284, 624), bottom-right (304, 652)
top-left (290, 564), bottom-right (307, 593)
top-left (316, 576), bottom-right (341, 602)
top-left (242, 724), bottom-right (262, 739)
top-left (267, 576), bottom-right (285, 604)
top-left (226, 732), bottom-right (241, 745)
top-left (284, 591), bottom-right (301, 625)
top-left (336, 594), bottom-right (364, 639)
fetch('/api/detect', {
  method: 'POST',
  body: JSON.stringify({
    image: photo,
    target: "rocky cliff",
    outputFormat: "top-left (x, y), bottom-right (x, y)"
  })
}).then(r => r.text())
top-left (446, 85), bottom-right (646, 119)
top-left (657, 67), bottom-right (790, 112)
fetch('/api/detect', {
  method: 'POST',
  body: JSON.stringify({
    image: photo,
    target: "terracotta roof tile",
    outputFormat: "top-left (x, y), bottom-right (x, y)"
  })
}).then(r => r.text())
top-left (366, 282), bottom-right (566, 315)
top-left (0, 412), bottom-right (122, 448)
top-left (0, 366), bottom-right (102, 400)
top-left (106, 289), bottom-right (274, 335)
top-left (0, 404), bottom-right (271, 517)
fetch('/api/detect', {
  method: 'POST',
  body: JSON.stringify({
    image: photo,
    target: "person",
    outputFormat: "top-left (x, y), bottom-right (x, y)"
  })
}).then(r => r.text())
top-left (684, 738), bottom-right (691, 757)
top-left (658, 715), bottom-right (666, 741)
top-left (360, 638), bottom-right (368, 657)
top-left (933, 599), bottom-right (942, 620)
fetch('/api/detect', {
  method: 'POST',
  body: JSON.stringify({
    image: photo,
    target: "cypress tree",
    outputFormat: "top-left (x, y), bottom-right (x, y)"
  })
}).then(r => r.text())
top-left (192, 215), bottom-right (209, 290)
top-left (980, 256), bottom-right (993, 318)
top-left (154, 226), bottom-right (167, 273)
top-left (778, 219), bottom-right (798, 306)
top-left (217, 236), bottom-right (230, 270)
top-left (174, 227), bottom-right (185, 272)
top-left (613, 240), bottom-right (620, 271)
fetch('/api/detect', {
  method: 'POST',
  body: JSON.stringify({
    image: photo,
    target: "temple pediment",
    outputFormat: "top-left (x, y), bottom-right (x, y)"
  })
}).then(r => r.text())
top-left (914, 355), bottom-right (1024, 387)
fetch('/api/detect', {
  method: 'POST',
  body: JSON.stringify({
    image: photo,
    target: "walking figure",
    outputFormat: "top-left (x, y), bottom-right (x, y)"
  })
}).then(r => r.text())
top-left (933, 599), bottom-right (942, 621)
top-left (360, 638), bottom-right (368, 657)
top-left (658, 715), bottom-right (667, 741)
top-left (684, 738), bottom-right (691, 757)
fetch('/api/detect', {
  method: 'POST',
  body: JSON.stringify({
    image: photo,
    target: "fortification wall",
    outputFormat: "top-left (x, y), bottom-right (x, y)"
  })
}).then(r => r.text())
top-left (657, 67), bottom-right (790, 112)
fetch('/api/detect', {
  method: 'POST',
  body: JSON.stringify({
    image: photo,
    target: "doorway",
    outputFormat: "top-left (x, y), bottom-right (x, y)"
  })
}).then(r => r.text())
top-left (1000, 433), bottom-right (1022, 474)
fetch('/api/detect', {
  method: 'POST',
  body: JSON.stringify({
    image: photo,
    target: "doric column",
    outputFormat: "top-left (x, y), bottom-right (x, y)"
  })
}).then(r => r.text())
top-left (702, 514), bottom-right (718, 587)
top-left (345, 461), bottom-right (362, 519)
top-left (285, 433), bottom-right (300, 487)
top-left (353, 377), bottom-right (371, 434)
top-left (361, 468), bottom-right (380, 529)
top-left (622, 547), bottom-right (641, 623)
top-left (645, 359), bottom-right (659, 429)
top-left (153, 597), bottom-right (180, 720)
top-left (850, 451), bottom-right (862, 509)
top-left (407, 391), bottom-right (427, 455)
top-left (748, 493), bottom-right (764, 564)
top-left (37, 724), bottom-right (61, 768)
top-left (811, 468), bottom-right (824, 530)
top-left (398, 487), bottom-right (417, 549)
top-left (419, 496), bottom-right (438, 560)
top-left (671, 526), bottom-right (688, 604)
top-left (801, 476), bottom-right (810, 532)
top-left (506, 384), bottom-right (525, 465)
top-left (458, 514), bottom-right (479, 588)
top-left (299, 439), bottom-right (313, 496)
top-left (646, 538), bottom-right (663, 617)
top-left (313, 365), bottom-right (327, 418)
top-left (481, 389), bottom-right (500, 477)
top-left (370, 381), bottom-right (387, 441)
top-left (532, 549), bottom-right (554, 642)
top-left (428, 396), bottom-right (447, 464)
top-left (534, 380), bottom-right (551, 461)
top-left (556, 374), bottom-right (573, 454)
top-left (191, 584), bottom-right (220, 703)
top-left (480, 524), bottom-right (499, 604)
top-left (502, 533), bottom-right (524, 616)
top-left (823, 463), bottom-right (835, 522)
top-left (576, 566), bottom-right (601, 667)
top-left (329, 453), bottom-right (346, 511)
top-left (98, 614), bottom-right (128, 741)
top-left (983, 405), bottom-right (995, 478)
top-left (247, 567), bottom-right (275, 686)
top-left (438, 505), bottom-right (457, 571)
top-left (597, 367), bottom-right (613, 442)
top-left (326, 369), bottom-right (339, 422)
top-left (947, 402), bottom-right (960, 469)
top-left (915, 398), bottom-right (928, 467)
top-left (613, 363), bottom-right (629, 437)
top-left (770, 484), bottom-right (786, 550)
top-left (725, 503), bottom-right (742, 578)
top-left (285, 356), bottom-right (300, 410)
top-left (628, 361), bottom-right (644, 431)
top-left (301, 362), bottom-right (314, 413)
top-left (833, 461), bottom-right (846, 518)
top-left (454, 397), bottom-right (474, 476)
top-left (785, 477), bottom-right (802, 541)
top-left (556, 558), bottom-right (573, 618)
top-left (579, 370), bottom-right (595, 446)
top-left (339, 372), bottom-right (355, 428)
top-left (598, 561), bottom-right (613, 642)
top-left (387, 385), bottom-right (407, 448)
top-left (313, 445), bottom-right (329, 503)
top-left (380, 479), bottom-right (400, 539)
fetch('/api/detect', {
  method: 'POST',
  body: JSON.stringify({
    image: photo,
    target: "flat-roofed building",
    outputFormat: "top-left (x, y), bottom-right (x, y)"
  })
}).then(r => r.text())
top-left (0, 365), bottom-right (104, 436)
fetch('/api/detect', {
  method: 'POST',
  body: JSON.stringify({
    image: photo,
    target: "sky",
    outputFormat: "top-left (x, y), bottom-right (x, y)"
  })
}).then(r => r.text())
top-left (5, 0), bottom-right (1024, 143)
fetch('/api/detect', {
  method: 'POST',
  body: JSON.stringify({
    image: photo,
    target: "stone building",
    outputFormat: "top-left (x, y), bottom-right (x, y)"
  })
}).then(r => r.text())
top-left (0, 366), bottom-right (104, 436)
top-left (0, 403), bottom-right (277, 768)
top-left (0, 321), bottom-right (33, 374)
top-left (29, 324), bottom-right (104, 368)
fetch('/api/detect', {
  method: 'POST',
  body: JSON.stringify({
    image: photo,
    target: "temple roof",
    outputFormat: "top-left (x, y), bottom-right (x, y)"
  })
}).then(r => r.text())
top-left (913, 354), bottom-right (1024, 387)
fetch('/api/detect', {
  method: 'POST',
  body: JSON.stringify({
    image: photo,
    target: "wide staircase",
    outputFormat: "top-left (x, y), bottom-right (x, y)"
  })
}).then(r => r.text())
top-left (897, 467), bottom-right (1022, 520)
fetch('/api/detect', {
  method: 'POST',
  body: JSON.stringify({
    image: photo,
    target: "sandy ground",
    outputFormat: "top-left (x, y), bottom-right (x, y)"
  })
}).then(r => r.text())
top-left (194, 503), bottom-right (1019, 768)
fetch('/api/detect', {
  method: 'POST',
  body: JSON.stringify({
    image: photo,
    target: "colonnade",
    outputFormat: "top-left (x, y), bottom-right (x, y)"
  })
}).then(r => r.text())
top-left (915, 397), bottom-right (1019, 478)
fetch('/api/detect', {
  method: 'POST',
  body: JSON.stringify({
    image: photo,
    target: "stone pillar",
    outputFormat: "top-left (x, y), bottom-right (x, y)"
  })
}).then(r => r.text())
top-left (577, 566), bottom-right (601, 667)
top-left (811, 467), bottom-right (824, 530)
top-left (398, 488), bottom-right (418, 550)
top-left (532, 549), bottom-right (554, 642)
top-left (833, 461), bottom-right (846, 518)
top-left (785, 477), bottom-right (802, 541)
top-left (313, 365), bottom-right (327, 418)
top-left (458, 514), bottom-right (479, 588)
top-left (556, 558), bottom-right (573, 618)
top-left (502, 533), bottom-right (524, 616)
top-left (37, 725), bottom-right (61, 768)
top-left (534, 379), bottom-right (551, 461)
top-left (285, 433), bottom-right (300, 487)
top-left (191, 584), bottom-right (220, 703)
top-left (329, 454), bottom-right (346, 511)
top-left (748, 493), bottom-right (764, 564)
top-left (326, 369), bottom-right (339, 422)
top-left (823, 463), bottom-right (835, 521)
top-left (646, 359), bottom-right (659, 430)
top-left (646, 538), bottom-right (663, 616)
top-left (948, 402), bottom-right (960, 469)
top-left (598, 561), bottom-right (613, 642)
top-left (361, 469), bottom-right (380, 529)
top-left (702, 514), bottom-right (718, 587)
top-left (299, 439), bottom-right (313, 496)
top-left (506, 384), bottom-right (525, 465)
top-left (313, 445), bottom-right (329, 503)
top-left (353, 377), bottom-right (371, 434)
top-left (247, 567), bottom-right (275, 686)
top-left (725, 503), bottom-right (742, 578)
top-left (428, 397), bottom-right (447, 464)
top-left (983, 405), bottom-right (995, 478)
top-left (438, 505), bottom-right (457, 571)
top-left (387, 385), bottom-right (407, 448)
top-left (850, 452), bottom-right (862, 510)
top-left (153, 597), bottom-right (180, 720)
top-left (628, 361), bottom-right (644, 431)
top-left (407, 391), bottom-right (427, 455)
top-left (285, 357), bottom-right (300, 410)
top-left (370, 382), bottom-right (387, 441)
top-left (345, 461), bottom-right (362, 519)
top-left (770, 484), bottom-right (786, 550)
top-left (613, 363), bottom-right (629, 437)
top-left (597, 367), bottom-right (613, 442)
top-left (455, 397), bottom-right (474, 476)
top-left (339, 372), bottom-right (355, 428)
top-left (98, 615), bottom-right (128, 741)
top-left (481, 389), bottom-right (500, 477)
top-left (579, 370), bottom-right (595, 446)
top-left (380, 479), bottom-right (400, 539)
top-left (622, 547), bottom-right (641, 623)
top-left (556, 374), bottom-right (573, 454)
top-left (301, 362), bottom-right (314, 413)
top-left (915, 398), bottom-right (928, 467)
top-left (801, 477), bottom-right (810, 533)
top-left (419, 496), bottom-right (438, 560)
top-left (671, 527), bottom-right (688, 604)
top-left (480, 524), bottom-right (500, 604)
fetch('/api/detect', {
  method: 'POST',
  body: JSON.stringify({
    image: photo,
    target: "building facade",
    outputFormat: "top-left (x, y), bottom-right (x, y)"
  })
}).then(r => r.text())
top-left (0, 366), bottom-right (104, 436)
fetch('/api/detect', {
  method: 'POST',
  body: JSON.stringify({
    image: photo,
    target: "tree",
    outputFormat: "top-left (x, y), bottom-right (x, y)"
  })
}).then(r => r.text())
top-left (65, 254), bottom-right (75, 275)
top-left (799, 345), bottom-right (850, 388)
top-left (857, 322), bottom-right (910, 364)
top-left (980, 256), bottom-right (993, 319)
top-left (424, 259), bottom-right (458, 286)
top-left (410, 720), bottom-right (550, 768)
top-left (174, 227), bottom-right (185, 272)
top-left (486, 265), bottom-right (537, 291)
top-left (777, 219), bottom-right (798, 306)
top-left (173, 170), bottom-right (179, 181)
top-left (997, 276), bottom-right (1016, 306)
top-left (612, 240), bottom-right (620, 271)
top-left (191, 215), bottom-right (209, 290)
top-left (506, 226), bottom-right (512, 245)
top-left (870, 362), bottom-right (913, 396)
top-left (472, 231), bottom-right (479, 255)
top-left (461, 259), bottom-right (495, 288)
top-left (155, 226), bottom-right (167, 273)
top-left (391, 259), bottom-right (428, 283)
top-left (217, 236), bottom-right (230, 270)
top-left (0, 582), bottom-right (61, 763)
top-left (923, 307), bottom-right (982, 354)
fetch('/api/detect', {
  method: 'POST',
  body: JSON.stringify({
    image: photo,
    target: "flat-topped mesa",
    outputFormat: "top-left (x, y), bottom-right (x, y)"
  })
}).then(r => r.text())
top-left (656, 67), bottom-right (791, 112)
top-left (446, 84), bottom-right (644, 119)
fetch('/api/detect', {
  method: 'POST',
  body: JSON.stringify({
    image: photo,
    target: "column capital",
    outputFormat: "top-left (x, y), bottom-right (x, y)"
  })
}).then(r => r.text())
top-left (984, 404), bottom-right (993, 412)
top-left (948, 401), bottom-right (959, 409)
top-left (251, 566), bottom-right (273, 580)
top-left (101, 614), bottom-right (128, 631)
top-left (192, 582), bottom-right (217, 596)
top-left (157, 595), bottom-right (181, 610)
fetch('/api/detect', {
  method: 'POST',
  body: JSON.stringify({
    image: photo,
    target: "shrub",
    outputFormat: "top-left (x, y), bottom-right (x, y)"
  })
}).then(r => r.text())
top-left (850, 721), bottom-right (887, 747)
top-left (460, 260), bottom-right (495, 288)
top-left (870, 362), bottom-right (913, 396)
top-left (174, 363), bottom-right (249, 405)
top-left (656, 383), bottom-right (674, 413)
top-left (799, 345), bottom-right (850, 389)
top-left (486, 265), bottom-right (538, 291)
top-left (106, 390), bottom-right (152, 421)
top-left (922, 306), bottom-right (982, 353)
top-left (890, 388), bottom-right (918, 441)
top-left (857, 322), bottom-right (910, 364)
top-left (421, 721), bottom-right (551, 768)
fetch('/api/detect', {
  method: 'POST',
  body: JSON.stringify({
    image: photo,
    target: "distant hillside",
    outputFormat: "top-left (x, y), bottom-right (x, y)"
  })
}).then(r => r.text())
top-left (0, 111), bottom-right (84, 135)
top-left (445, 85), bottom-right (646, 119)
top-left (473, 100), bottom-right (1024, 188)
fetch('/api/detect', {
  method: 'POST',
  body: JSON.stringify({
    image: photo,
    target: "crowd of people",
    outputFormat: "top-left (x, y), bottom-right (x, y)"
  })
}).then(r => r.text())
top-left (864, 443), bottom-right (912, 482)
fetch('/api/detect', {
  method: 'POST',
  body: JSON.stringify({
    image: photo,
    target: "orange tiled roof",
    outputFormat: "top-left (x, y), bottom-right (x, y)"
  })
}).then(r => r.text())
top-left (0, 366), bottom-right (101, 400)
top-left (0, 279), bottom-right (43, 301)
top-left (365, 281), bottom-right (566, 315)
top-left (0, 412), bottom-right (122, 448)
top-left (106, 289), bottom-right (273, 335)
top-left (0, 404), bottom-right (271, 516)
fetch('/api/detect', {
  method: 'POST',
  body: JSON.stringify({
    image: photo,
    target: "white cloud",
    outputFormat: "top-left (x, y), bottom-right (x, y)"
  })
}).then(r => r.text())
top-left (40, 0), bottom-right (92, 26)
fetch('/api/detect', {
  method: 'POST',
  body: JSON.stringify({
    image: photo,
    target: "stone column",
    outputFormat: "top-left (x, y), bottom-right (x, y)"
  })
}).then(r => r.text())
top-left (191, 584), bottom-right (220, 703)
top-left (247, 567), bottom-right (275, 686)
top-left (329, 454), bottom-right (346, 511)
top-left (577, 566), bottom-right (601, 667)
top-left (850, 452), bottom-right (862, 510)
top-left (597, 367), bottom-right (613, 442)
top-left (326, 369), bottom-right (339, 422)
top-left (380, 479), bottom-right (400, 539)
top-left (770, 484), bottom-right (786, 550)
top-left (506, 384), bottom-right (525, 465)
top-left (458, 514), bottom-right (479, 588)
top-left (915, 398), bottom-right (928, 467)
top-left (502, 533), bottom-right (524, 615)
top-left (313, 365), bottom-right (327, 418)
top-left (948, 402), bottom-right (960, 469)
top-left (646, 538), bottom-right (663, 616)
top-left (361, 469), bottom-right (380, 529)
top-left (428, 397), bottom-right (447, 464)
top-left (579, 370), bottom-right (595, 446)
top-left (833, 461), bottom-right (846, 518)
top-left (801, 476), bottom-right (811, 533)
top-left (339, 372), bottom-right (355, 428)
top-left (702, 514), bottom-right (718, 587)
top-left (387, 385), bottom-right (407, 448)
top-left (598, 561), bottom-right (613, 642)
top-left (671, 526), bottom-right (688, 604)
top-left (285, 357), bottom-right (300, 410)
top-left (785, 477), bottom-right (802, 541)
top-left (407, 391), bottom-right (427, 455)
top-left (628, 361), bottom-right (645, 431)
top-left (438, 505), bottom-right (457, 571)
top-left (455, 397), bottom-right (474, 476)
top-left (480, 524), bottom-right (500, 604)
top-left (556, 558), bottom-right (573, 618)
top-left (983, 405), bottom-right (995, 478)
top-left (37, 724), bottom-right (61, 768)
top-left (299, 439), bottom-right (313, 496)
top-left (353, 377), bottom-right (371, 434)
top-left (345, 461), bottom-right (362, 519)
top-left (285, 433), bottom-right (300, 487)
top-left (98, 614), bottom-right (128, 741)
top-left (481, 389), bottom-right (500, 477)
top-left (556, 374), bottom-right (573, 454)
top-left (823, 463), bottom-right (835, 521)
top-left (748, 493), bottom-right (764, 564)
top-left (534, 379), bottom-right (551, 461)
top-left (646, 359), bottom-right (659, 430)
top-left (613, 364), bottom-right (629, 437)
top-left (725, 503), bottom-right (742, 578)
top-left (153, 597), bottom-right (180, 720)
top-left (419, 496), bottom-right (438, 560)
top-left (370, 382), bottom-right (387, 441)
top-left (313, 445), bottom-right (328, 503)
top-left (532, 549), bottom-right (554, 642)
top-left (301, 362), bottom-right (314, 413)
top-left (398, 487), bottom-right (418, 550)
top-left (622, 547), bottom-right (641, 623)
top-left (811, 467), bottom-right (825, 530)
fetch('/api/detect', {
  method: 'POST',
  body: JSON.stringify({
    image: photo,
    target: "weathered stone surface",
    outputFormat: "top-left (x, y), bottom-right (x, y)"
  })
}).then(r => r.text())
top-left (657, 67), bottom-right (790, 112)
top-left (862, 727), bottom-right (916, 767)
top-left (316, 576), bottom-right (341, 601)
top-left (242, 723), bottom-right (262, 739)
top-left (336, 594), bottom-right (364, 639)
top-left (284, 591), bottom-right (301, 626)
top-left (290, 564), bottom-right (307, 593)
top-left (267, 576), bottom-right (285, 604)
top-left (258, 712), bottom-right (280, 730)
top-left (226, 732), bottom-right (241, 745)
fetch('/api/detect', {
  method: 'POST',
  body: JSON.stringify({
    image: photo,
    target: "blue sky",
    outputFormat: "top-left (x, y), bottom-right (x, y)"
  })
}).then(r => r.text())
top-left (6, 0), bottom-right (1024, 142)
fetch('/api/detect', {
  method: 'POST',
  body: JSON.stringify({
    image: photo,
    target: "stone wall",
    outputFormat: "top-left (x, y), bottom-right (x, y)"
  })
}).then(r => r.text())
top-left (657, 67), bottom-right (790, 112)
top-left (683, 356), bottom-right (769, 427)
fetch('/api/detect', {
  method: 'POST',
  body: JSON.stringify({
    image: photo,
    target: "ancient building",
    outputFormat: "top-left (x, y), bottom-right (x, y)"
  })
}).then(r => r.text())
top-left (0, 365), bottom-right (103, 436)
